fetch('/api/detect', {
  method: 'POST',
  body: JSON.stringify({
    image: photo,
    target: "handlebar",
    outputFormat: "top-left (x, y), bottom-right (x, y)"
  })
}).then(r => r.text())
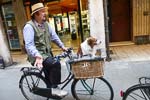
top-left (55, 47), bottom-right (73, 60)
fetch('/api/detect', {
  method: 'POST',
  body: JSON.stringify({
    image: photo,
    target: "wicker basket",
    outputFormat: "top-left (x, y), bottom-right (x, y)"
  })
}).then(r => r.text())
top-left (71, 59), bottom-right (104, 79)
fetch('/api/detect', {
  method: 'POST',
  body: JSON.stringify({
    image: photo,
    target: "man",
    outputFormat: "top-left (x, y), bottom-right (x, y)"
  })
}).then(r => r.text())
top-left (23, 2), bottom-right (68, 97)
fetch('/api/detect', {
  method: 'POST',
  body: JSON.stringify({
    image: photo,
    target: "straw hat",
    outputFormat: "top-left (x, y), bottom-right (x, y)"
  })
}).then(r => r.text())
top-left (31, 3), bottom-right (46, 16)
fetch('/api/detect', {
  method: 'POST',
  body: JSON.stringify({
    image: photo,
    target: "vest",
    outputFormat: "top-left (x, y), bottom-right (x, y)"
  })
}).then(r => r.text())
top-left (26, 20), bottom-right (52, 64)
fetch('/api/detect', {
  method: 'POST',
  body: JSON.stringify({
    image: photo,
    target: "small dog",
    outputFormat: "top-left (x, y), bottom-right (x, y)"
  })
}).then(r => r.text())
top-left (77, 37), bottom-right (101, 57)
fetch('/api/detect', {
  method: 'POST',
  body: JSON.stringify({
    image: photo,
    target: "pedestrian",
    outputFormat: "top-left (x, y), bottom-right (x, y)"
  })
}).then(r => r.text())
top-left (23, 2), bottom-right (68, 97)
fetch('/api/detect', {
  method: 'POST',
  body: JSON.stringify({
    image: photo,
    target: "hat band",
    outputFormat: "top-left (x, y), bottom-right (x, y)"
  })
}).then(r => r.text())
top-left (32, 7), bottom-right (45, 13)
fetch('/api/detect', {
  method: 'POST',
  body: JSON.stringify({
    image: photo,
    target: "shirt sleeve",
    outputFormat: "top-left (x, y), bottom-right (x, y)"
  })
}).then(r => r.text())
top-left (48, 23), bottom-right (65, 48)
top-left (23, 24), bottom-right (41, 57)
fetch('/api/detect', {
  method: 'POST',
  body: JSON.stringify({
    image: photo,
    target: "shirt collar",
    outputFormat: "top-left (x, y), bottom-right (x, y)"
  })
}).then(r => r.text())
top-left (33, 20), bottom-right (44, 27)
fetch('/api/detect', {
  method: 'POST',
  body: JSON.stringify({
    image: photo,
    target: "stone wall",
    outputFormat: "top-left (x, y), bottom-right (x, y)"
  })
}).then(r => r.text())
top-left (89, 0), bottom-right (106, 57)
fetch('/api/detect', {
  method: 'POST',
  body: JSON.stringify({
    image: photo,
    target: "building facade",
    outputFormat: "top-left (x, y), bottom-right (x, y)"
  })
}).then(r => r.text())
top-left (0, 0), bottom-right (150, 58)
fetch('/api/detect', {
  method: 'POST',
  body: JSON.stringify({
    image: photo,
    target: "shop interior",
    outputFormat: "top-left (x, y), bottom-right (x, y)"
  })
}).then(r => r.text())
top-left (46, 0), bottom-right (90, 51)
top-left (1, 3), bottom-right (20, 50)
top-left (1, 0), bottom-right (90, 52)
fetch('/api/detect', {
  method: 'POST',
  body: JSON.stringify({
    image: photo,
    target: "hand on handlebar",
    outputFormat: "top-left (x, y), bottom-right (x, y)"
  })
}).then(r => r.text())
top-left (61, 46), bottom-right (68, 52)
top-left (57, 47), bottom-right (73, 59)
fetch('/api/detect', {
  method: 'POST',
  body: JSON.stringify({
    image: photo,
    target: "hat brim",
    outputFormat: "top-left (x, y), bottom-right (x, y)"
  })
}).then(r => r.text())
top-left (31, 7), bottom-right (47, 16)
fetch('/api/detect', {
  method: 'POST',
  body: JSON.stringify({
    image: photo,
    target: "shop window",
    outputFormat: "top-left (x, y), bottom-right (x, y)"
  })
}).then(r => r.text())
top-left (1, 3), bottom-right (20, 50)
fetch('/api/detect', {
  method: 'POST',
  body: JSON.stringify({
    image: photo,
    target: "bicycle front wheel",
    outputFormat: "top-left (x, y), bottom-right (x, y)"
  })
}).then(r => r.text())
top-left (122, 84), bottom-right (150, 100)
top-left (71, 77), bottom-right (114, 100)
top-left (19, 72), bottom-right (48, 100)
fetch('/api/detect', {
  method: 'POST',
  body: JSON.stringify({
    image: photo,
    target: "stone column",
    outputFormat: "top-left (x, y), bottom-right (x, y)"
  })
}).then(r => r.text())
top-left (12, 0), bottom-right (27, 53)
top-left (89, 0), bottom-right (106, 58)
top-left (0, 16), bottom-right (13, 66)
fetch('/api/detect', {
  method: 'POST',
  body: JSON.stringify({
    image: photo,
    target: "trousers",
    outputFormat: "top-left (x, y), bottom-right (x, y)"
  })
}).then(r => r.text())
top-left (42, 57), bottom-right (61, 87)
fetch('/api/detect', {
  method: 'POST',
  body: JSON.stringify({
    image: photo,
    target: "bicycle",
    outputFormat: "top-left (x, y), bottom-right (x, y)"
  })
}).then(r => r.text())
top-left (120, 77), bottom-right (150, 100)
top-left (19, 48), bottom-right (114, 100)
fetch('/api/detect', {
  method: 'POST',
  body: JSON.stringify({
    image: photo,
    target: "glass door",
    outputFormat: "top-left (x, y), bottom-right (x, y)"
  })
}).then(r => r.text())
top-left (1, 3), bottom-right (20, 50)
top-left (81, 0), bottom-right (90, 40)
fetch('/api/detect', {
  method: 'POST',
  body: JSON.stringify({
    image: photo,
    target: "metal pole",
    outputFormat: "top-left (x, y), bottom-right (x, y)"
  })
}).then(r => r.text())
top-left (103, 0), bottom-right (111, 61)
top-left (67, 12), bottom-right (70, 32)
top-left (77, 0), bottom-right (84, 42)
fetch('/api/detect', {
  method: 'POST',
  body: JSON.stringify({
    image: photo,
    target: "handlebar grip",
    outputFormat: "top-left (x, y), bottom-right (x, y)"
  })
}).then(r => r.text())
top-left (54, 47), bottom-right (73, 60)
top-left (66, 47), bottom-right (73, 53)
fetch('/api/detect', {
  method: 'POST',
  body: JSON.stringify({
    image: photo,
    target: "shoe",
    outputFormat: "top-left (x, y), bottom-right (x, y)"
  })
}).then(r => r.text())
top-left (51, 88), bottom-right (68, 97)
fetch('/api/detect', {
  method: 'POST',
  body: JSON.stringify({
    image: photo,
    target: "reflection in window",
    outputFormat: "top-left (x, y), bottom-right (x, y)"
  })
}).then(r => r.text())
top-left (1, 3), bottom-right (20, 50)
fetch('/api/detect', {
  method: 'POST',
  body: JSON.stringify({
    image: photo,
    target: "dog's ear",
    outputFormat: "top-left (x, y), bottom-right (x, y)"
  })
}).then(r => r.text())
top-left (87, 37), bottom-right (93, 46)
top-left (77, 46), bottom-right (83, 56)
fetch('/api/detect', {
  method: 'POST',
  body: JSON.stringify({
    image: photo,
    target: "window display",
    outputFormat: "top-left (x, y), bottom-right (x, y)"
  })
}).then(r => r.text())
top-left (1, 3), bottom-right (20, 50)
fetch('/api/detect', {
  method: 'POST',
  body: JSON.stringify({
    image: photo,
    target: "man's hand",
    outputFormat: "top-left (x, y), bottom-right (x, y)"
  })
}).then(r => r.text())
top-left (34, 56), bottom-right (43, 70)
top-left (61, 46), bottom-right (67, 51)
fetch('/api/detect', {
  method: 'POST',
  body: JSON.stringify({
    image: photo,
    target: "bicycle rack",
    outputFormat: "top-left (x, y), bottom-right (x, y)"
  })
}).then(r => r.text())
top-left (139, 77), bottom-right (150, 84)
top-left (0, 56), bottom-right (5, 69)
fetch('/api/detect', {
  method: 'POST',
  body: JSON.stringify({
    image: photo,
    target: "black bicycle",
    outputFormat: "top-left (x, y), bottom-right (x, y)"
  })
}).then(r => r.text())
top-left (121, 77), bottom-right (150, 100)
top-left (19, 48), bottom-right (114, 100)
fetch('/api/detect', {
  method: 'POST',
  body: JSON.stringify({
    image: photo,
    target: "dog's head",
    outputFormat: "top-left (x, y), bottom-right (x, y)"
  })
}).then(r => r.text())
top-left (87, 37), bottom-right (101, 48)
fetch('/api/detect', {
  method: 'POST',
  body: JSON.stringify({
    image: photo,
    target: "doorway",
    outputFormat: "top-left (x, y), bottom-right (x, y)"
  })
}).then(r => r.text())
top-left (109, 0), bottom-right (131, 42)
top-left (46, 0), bottom-right (89, 51)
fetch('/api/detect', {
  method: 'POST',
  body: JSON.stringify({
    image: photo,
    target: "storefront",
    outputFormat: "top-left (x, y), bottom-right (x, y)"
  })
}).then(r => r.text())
top-left (0, 0), bottom-right (91, 52)
top-left (2, 0), bottom-right (150, 53)
top-left (0, 0), bottom-right (20, 50)
top-left (23, 0), bottom-right (90, 50)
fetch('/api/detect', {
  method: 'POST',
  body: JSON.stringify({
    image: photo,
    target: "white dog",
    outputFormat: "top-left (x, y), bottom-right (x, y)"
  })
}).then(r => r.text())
top-left (77, 37), bottom-right (101, 57)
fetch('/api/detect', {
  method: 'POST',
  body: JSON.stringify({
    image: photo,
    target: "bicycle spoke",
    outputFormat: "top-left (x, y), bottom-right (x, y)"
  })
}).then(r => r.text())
top-left (128, 92), bottom-right (146, 100)
top-left (20, 74), bottom-right (48, 100)
top-left (34, 77), bottom-right (41, 87)
top-left (72, 78), bottom-right (114, 100)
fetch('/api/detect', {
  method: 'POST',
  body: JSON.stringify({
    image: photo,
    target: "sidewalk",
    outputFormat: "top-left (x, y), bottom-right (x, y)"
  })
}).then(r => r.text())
top-left (0, 44), bottom-right (150, 100)
top-left (110, 44), bottom-right (150, 62)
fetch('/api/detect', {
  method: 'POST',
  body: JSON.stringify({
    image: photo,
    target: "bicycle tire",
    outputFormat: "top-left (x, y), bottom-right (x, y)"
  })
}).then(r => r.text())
top-left (71, 77), bottom-right (114, 100)
top-left (122, 84), bottom-right (150, 100)
top-left (19, 72), bottom-right (48, 100)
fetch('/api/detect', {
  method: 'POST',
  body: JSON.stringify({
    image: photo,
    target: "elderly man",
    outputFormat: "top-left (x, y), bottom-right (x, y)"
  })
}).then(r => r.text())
top-left (23, 2), bottom-right (68, 97)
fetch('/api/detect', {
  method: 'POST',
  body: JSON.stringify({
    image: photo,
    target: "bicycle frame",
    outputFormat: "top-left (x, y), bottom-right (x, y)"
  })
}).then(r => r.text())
top-left (20, 66), bottom-right (75, 90)
top-left (80, 79), bottom-right (95, 95)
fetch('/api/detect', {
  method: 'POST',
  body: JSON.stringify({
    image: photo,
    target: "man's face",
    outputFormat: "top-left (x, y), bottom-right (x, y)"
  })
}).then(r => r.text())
top-left (36, 9), bottom-right (47, 22)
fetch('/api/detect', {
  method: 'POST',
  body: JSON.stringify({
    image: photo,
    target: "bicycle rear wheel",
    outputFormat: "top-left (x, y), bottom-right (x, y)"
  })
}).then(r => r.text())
top-left (19, 72), bottom-right (48, 100)
top-left (71, 77), bottom-right (114, 100)
top-left (122, 84), bottom-right (150, 100)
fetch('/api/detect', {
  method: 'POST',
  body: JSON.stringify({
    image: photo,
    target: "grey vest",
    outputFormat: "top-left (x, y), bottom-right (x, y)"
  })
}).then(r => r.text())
top-left (26, 20), bottom-right (52, 64)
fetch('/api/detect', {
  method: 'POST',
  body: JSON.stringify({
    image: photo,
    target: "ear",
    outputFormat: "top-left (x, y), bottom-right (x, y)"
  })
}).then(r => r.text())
top-left (87, 38), bottom-right (92, 46)
top-left (77, 46), bottom-right (83, 56)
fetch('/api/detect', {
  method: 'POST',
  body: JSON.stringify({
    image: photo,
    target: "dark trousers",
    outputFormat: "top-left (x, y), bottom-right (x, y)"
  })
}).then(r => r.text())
top-left (42, 57), bottom-right (61, 88)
